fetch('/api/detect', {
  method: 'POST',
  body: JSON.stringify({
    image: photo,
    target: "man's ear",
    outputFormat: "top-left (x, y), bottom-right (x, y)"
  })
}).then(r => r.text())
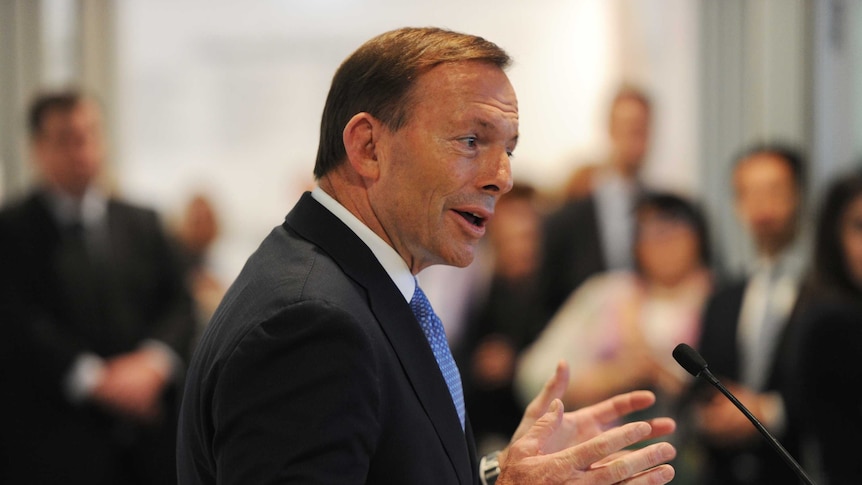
top-left (343, 112), bottom-right (383, 180)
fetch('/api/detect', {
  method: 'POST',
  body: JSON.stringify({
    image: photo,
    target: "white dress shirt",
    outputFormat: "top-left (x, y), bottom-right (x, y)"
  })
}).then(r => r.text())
top-left (311, 187), bottom-right (415, 302)
top-left (593, 169), bottom-right (639, 271)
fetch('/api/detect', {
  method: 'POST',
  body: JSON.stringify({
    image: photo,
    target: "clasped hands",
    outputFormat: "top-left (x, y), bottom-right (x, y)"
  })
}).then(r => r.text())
top-left (497, 361), bottom-right (677, 484)
top-left (91, 347), bottom-right (172, 422)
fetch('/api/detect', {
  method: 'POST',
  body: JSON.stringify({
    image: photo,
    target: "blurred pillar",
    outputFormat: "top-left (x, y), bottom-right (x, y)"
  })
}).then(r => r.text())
top-left (699, 0), bottom-right (812, 276)
top-left (0, 0), bottom-right (42, 202)
top-left (78, 0), bottom-right (118, 188)
top-left (811, 0), bottom-right (861, 195)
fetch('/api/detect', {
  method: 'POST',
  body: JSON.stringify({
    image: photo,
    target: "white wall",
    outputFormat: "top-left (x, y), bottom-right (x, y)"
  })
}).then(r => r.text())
top-left (115, 0), bottom-right (701, 282)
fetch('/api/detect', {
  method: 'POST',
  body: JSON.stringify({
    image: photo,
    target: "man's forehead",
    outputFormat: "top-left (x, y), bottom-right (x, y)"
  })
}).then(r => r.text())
top-left (420, 60), bottom-right (512, 87)
top-left (45, 103), bottom-right (99, 127)
top-left (418, 63), bottom-right (517, 109)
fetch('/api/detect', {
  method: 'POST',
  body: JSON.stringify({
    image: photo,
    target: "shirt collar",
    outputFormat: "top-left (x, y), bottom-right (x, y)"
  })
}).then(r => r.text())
top-left (594, 167), bottom-right (639, 201)
top-left (41, 184), bottom-right (108, 228)
top-left (311, 186), bottom-right (415, 302)
top-left (751, 237), bottom-right (808, 282)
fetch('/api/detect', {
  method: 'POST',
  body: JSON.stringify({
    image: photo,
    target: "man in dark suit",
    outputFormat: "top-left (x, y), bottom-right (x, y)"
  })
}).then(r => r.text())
top-left (0, 91), bottom-right (195, 484)
top-left (538, 87), bottom-right (652, 322)
top-left (177, 27), bottom-right (678, 485)
top-left (693, 144), bottom-right (807, 485)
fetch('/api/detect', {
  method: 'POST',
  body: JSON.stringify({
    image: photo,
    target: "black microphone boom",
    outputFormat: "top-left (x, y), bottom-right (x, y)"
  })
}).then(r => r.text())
top-left (672, 343), bottom-right (816, 485)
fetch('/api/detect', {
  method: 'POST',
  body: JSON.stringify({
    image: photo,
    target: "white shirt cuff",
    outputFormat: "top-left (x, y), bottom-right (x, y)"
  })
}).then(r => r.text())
top-left (761, 391), bottom-right (786, 435)
top-left (64, 353), bottom-right (106, 404)
top-left (140, 339), bottom-right (182, 380)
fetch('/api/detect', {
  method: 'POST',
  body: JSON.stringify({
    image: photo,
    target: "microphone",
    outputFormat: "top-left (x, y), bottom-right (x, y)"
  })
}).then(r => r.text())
top-left (672, 343), bottom-right (816, 485)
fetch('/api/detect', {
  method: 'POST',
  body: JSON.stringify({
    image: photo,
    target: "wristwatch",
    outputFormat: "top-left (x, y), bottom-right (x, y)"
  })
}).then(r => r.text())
top-left (480, 450), bottom-right (501, 485)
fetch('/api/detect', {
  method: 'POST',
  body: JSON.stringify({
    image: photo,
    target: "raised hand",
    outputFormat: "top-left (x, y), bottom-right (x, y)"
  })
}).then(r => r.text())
top-left (498, 361), bottom-right (677, 484)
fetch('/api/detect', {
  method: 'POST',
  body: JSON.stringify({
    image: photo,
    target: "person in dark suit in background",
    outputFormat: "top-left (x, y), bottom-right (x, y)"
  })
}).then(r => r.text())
top-left (0, 91), bottom-right (196, 484)
top-left (538, 87), bottom-right (652, 323)
top-left (177, 27), bottom-right (677, 485)
top-left (692, 144), bottom-right (807, 485)
top-left (790, 167), bottom-right (862, 484)
top-left (456, 183), bottom-right (546, 456)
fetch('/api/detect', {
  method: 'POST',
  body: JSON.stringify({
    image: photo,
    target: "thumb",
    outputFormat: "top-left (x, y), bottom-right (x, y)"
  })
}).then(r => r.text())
top-left (519, 399), bottom-right (565, 457)
top-left (527, 361), bottom-right (570, 419)
top-left (498, 399), bottom-right (567, 484)
top-left (511, 361), bottom-right (570, 443)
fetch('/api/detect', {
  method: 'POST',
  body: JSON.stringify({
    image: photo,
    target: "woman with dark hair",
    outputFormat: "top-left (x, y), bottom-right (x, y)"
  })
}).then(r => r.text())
top-left (791, 168), bottom-right (862, 484)
top-left (516, 192), bottom-right (713, 409)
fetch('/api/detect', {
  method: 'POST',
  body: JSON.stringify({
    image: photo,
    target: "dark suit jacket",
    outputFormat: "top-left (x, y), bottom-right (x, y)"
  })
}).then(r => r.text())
top-left (0, 190), bottom-right (195, 485)
top-left (177, 193), bottom-right (479, 484)
top-left (791, 297), bottom-right (862, 484)
top-left (695, 280), bottom-right (802, 485)
top-left (537, 195), bottom-right (605, 323)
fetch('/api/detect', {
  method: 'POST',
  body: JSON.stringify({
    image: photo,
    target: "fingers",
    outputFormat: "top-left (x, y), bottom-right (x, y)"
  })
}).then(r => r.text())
top-left (619, 464), bottom-right (676, 485)
top-left (511, 361), bottom-right (569, 443)
top-left (562, 421), bottom-right (653, 470)
top-left (556, 423), bottom-right (676, 483)
top-left (644, 417), bottom-right (676, 440)
top-left (501, 408), bottom-right (676, 485)
top-left (529, 360), bottom-right (570, 415)
top-left (508, 399), bottom-right (565, 461)
top-left (583, 390), bottom-right (658, 427)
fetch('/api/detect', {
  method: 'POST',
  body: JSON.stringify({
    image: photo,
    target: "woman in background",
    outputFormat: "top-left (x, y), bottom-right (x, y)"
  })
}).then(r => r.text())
top-left (515, 192), bottom-right (712, 412)
top-left (791, 168), bottom-right (862, 484)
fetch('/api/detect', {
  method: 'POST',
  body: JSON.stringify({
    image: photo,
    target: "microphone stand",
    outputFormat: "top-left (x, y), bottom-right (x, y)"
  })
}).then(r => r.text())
top-left (698, 368), bottom-right (816, 485)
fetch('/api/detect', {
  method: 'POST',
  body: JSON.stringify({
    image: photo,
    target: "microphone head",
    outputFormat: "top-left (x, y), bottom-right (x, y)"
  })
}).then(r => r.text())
top-left (673, 343), bottom-right (708, 377)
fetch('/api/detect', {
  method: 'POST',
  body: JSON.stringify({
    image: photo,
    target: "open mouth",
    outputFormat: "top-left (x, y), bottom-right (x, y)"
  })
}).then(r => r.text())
top-left (455, 210), bottom-right (487, 228)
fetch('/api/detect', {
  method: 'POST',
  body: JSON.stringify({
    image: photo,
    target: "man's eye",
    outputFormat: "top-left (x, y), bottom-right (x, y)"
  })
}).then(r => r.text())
top-left (461, 136), bottom-right (477, 148)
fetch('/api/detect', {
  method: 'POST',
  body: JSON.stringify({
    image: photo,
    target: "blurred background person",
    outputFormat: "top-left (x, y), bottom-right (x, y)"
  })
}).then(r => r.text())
top-left (517, 192), bottom-right (713, 483)
top-left (692, 144), bottom-right (807, 485)
top-left (516, 192), bottom-right (711, 409)
top-left (789, 167), bottom-right (862, 484)
top-left (171, 192), bottom-right (227, 347)
top-left (0, 90), bottom-right (195, 485)
top-left (537, 86), bottom-right (653, 326)
top-left (454, 183), bottom-right (545, 456)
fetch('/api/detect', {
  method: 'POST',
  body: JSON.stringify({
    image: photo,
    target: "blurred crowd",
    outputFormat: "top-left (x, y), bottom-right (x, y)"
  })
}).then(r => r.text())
top-left (2, 86), bottom-right (861, 484)
top-left (432, 88), bottom-right (862, 485)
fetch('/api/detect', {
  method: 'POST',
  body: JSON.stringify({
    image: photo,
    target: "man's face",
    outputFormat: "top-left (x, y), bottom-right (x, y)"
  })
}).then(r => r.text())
top-left (370, 61), bottom-right (518, 273)
top-left (33, 101), bottom-right (105, 198)
top-left (609, 97), bottom-right (650, 175)
top-left (733, 153), bottom-right (800, 255)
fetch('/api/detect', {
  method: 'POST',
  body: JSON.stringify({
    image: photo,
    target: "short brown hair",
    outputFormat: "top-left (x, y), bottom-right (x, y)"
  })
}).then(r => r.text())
top-left (313, 27), bottom-right (511, 179)
top-left (28, 90), bottom-right (86, 139)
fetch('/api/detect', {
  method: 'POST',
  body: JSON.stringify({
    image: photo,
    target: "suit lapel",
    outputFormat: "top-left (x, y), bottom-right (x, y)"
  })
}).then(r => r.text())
top-left (284, 193), bottom-right (473, 484)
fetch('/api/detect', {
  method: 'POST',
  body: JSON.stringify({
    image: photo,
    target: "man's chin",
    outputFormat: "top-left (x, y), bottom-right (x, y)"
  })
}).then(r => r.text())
top-left (438, 245), bottom-right (477, 269)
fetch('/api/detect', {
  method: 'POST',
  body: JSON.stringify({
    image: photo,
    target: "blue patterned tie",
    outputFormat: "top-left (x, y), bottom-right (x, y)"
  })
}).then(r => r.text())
top-left (410, 282), bottom-right (466, 430)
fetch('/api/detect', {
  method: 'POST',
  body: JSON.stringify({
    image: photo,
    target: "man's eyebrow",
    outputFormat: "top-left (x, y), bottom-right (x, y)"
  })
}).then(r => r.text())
top-left (470, 117), bottom-right (518, 140)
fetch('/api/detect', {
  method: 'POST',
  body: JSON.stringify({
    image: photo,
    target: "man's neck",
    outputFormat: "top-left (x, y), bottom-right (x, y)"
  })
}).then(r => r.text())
top-left (608, 155), bottom-right (640, 182)
top-left (757, 231), bottom-right (797, 262)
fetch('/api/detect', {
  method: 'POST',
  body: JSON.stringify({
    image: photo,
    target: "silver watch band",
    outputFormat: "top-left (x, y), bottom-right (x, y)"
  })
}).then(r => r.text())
top-left (480, 450), bottom-right (501, 485)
